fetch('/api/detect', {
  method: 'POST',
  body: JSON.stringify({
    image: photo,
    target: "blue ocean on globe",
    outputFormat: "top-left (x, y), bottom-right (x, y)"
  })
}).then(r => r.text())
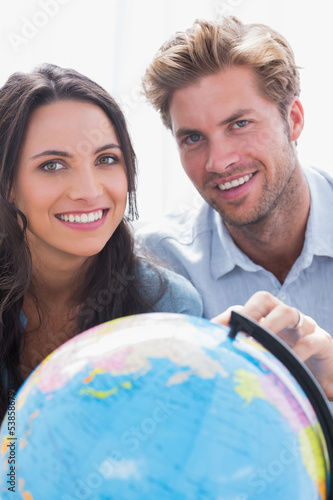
top-left (0, 313), bottom-right (329, 499)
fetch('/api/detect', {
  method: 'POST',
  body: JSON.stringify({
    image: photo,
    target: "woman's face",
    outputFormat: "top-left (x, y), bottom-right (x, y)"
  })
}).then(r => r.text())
top-left (11, 100), bottom-right (128, 267)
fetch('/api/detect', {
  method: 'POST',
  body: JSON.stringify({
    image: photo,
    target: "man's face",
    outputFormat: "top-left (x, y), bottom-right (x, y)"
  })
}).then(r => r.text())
top-left (169, 66), bottom-right (304, 227)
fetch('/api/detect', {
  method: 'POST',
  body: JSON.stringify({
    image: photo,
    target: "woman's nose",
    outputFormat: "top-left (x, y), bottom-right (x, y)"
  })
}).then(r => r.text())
top-left (67, 167), bottom-right (103, 202)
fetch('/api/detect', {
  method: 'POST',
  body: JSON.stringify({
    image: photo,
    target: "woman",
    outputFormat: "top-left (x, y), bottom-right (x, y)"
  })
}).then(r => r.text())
top-left (0, 63), bottom-right (202, 420)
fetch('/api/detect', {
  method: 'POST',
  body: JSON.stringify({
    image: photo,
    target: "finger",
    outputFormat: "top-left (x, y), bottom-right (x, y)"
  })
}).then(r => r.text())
top-left (258, 305), bottom-right (313, 335)
top-left (211, 305), bottom-right (244, 326)
top-left (241, 292), bottom-right (316, 337)
top-left (293, 326), bottom-right (333, 362)
top-left (211, 291), bottom-right (286, 326)
top-left (241, 291), bottom-right (283, 322)
top-left (292, 327), bottom-right (333, 400)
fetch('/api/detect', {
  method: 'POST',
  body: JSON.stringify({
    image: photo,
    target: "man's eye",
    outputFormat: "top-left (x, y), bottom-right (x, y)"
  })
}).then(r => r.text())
top-left (42, 161), bottom-right (63, 172)
top-left (185, 134), bottom-right (202, 144)
top-left (233, 120), bottom-right (249, 129)
top-left (96, 155), bottom-right (117, 165)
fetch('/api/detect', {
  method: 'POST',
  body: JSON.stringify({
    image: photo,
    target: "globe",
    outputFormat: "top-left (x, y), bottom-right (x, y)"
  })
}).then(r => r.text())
top-left (0, 312), bottom-right (331, 499)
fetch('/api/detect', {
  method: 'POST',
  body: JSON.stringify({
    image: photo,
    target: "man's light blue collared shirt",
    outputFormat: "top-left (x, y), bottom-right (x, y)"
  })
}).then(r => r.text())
top-left (137, 166), bottom-right (333, 335)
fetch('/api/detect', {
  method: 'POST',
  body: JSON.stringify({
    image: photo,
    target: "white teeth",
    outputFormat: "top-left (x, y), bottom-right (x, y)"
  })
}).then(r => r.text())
top-left (218, 173), bottom-right (254, 191)
top-left (58, 210), bottom-right (103, 223)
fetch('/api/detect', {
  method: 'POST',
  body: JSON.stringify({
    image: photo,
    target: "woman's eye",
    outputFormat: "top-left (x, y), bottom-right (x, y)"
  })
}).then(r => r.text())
top-left (184, 134), bottom-right (202, 144)
top-left (97, 155), bottom-right (117, 165)
top-left (42, 161), bottom-right (64, 172)
top-left (233, 120), bottom-right (249, 129)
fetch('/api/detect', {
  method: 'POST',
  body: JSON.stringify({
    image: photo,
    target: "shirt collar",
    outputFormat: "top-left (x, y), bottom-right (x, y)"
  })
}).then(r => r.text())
top-left (302, 165), bottom-right (333, 258)
top-left (211, 210), bottom-right (261, 279)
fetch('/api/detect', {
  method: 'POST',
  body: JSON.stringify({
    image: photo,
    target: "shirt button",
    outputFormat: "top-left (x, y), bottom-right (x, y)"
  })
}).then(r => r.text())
top-left (279, 292), bottom-right (286, 301)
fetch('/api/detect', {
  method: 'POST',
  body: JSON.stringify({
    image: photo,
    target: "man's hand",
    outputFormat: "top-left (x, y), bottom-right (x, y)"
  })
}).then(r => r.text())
top-left (212, 291), bottom-right (333, 401)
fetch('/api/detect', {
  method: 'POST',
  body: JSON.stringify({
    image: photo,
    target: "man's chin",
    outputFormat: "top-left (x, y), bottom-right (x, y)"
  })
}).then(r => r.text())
top-left (207, 200), bottom-right (267, 228)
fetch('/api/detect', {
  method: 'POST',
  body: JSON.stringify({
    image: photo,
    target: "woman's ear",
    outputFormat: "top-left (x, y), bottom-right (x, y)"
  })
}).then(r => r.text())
top-left (8, 186), bottom-right (15, 204)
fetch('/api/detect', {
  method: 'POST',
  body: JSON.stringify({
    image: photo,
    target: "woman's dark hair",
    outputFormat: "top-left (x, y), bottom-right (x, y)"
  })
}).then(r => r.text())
top-left (0, 63), bottom-right (163, 420)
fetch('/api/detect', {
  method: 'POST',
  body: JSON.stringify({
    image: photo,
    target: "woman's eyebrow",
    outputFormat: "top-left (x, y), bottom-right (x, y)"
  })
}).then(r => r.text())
top-left (30, 143), bottom-right (122, 161)
top-left (94, 143), bottom-right (122, 154)
top-left (30, 149), bottom-right (73, 160)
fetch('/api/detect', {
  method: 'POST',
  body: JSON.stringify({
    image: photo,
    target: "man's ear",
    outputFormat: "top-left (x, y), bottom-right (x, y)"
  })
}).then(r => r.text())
top-left (289, 97), bottom-right (304, 142)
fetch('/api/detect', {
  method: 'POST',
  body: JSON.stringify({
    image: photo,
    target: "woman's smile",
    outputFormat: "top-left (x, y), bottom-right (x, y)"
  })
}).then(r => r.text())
top-left (55, 208), bottom-right (109, 230)
top-left (56, 209), bottom-right (105, 223)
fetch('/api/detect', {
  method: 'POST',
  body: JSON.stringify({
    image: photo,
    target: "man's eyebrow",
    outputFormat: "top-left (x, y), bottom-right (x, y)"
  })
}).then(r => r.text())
top-left (174, 127), bottom-right (201, 139)
top-left (174, 108), bottom-right (255, 138)
top-left (219, 109), bottom-right (254, 126)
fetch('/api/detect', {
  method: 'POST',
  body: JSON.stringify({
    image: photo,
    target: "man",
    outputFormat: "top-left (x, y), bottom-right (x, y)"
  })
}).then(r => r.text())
top-left (137, 16), bottom-right (333, 334)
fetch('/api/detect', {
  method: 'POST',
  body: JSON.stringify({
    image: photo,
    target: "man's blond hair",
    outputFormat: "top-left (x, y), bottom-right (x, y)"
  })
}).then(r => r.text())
top-left (143, 16), bottom-right (300, 129)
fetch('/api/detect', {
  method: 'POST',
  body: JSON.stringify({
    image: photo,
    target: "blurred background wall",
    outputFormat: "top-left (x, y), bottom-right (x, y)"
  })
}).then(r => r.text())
top-left (0, 0), bottom-right (331, 223)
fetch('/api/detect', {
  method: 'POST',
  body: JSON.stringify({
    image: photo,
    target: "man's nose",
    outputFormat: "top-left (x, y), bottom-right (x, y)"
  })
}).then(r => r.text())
top-left (205, 137), bottom-right (242, 173)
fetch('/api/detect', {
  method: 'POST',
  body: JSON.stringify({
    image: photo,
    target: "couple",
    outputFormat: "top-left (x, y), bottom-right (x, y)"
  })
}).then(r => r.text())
top-left (0, 16), bottom-right (331, 421)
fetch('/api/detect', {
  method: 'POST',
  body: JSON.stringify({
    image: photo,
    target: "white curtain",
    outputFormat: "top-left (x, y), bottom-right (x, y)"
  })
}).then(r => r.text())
top-left (1, 0), bottom-right (332, 223)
